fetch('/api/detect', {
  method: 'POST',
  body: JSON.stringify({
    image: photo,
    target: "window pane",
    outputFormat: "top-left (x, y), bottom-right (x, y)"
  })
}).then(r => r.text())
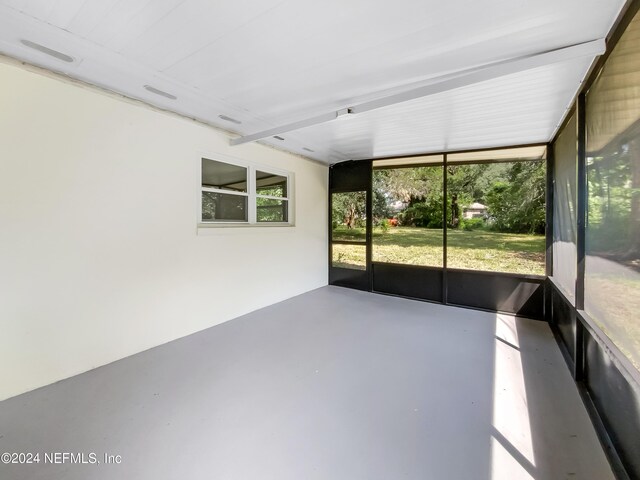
top-left (332, 244), bottom-right (366, 270)
top-left (256, 171), bottom-right (287, 197)
top-left (446, 161), bottom-right (546, 275)
top-left (202, 158), bottom-right (247, 192)
top-left (372, 165), bottom-right (443, 267)
top-left (585, 9), bottom-right (640, 370)
top-left (553, 113), bottom-right (577, 301)
top-left (202, 192), bottom-right (247, 222)
top-left (257, 198), bottom-right (288, 222)
top-left (332, 191), bottom-right (366, 242)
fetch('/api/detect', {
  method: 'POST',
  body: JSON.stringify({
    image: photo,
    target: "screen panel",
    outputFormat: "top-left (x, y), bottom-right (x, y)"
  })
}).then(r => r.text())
top-left (446, 160), bottom-right (546, 275)
top-left (553, 113), bottom-right (578, 301)
top-left (372, 165), bottom-right (443, 267)
top-left (256, 198), bottom-right (288, 222)
top-left (201, 192), bottom-right (247, 222)
top-left (332, 244), bottom-right (366, 270)
top-left (332, 191), bottom-right (367, 242)
top-left (585, 9), bottom-right (640, 371)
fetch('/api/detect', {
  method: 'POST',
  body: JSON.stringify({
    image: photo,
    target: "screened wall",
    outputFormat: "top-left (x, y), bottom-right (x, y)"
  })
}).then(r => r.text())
top-left (548, 5), bottom-right (640, 479)
top-left (369, 148), bottom-right (546, 276)
top-left (329, 146), bottom-right (547, 317)
top-left (585, 9), bottom-right (640, 371)
top-left (372, 155), bottom-right (444, 268)
top-left (552, 113), bottom-right (578, 301)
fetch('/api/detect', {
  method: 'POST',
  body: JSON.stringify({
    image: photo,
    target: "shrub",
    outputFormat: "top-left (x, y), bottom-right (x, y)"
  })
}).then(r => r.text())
top-left (399, 198), bottom-right (443, 228)
top-left (460, 218), bottom-right (485, 231)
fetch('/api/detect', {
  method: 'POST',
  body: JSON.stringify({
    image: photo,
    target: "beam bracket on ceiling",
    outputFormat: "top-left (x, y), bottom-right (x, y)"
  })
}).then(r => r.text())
top-left (230, 38), bottom-right (606, 147)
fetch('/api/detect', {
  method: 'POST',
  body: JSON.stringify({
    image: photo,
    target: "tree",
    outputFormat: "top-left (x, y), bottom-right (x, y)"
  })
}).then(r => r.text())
top-left (372, 161), bottom-right (546, 233)
top-left (373, 167), bottom-right (442, 204)
top-left (373, 166), bottom-right (443, 227)
top-left (332, 191), bottom-right (366, 229)
top-left (450, 194), bottom-right (460, 228)
top-left (400, 195), bottom-right (444, 227)
top-left (448, 161), bottom-right (545, 233)
top-left (372, 185), bottom-right (391, 222)
top-left (484, 161), bottom-right (546, 233)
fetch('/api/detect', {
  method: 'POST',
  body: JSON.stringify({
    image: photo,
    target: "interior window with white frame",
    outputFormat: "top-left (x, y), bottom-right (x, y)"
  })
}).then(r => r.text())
top-left (200, 157), bottom-right (292, 225)
top-left (255, 170), bottom-right (289, 222)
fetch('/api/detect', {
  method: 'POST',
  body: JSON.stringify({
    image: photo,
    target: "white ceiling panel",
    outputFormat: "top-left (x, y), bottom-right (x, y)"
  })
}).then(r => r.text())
top-left (119, 0), bottom-right (286, 71)
top-left (86, 0), bottom-right (156, 47)
top-left (66, 0), bottom-right (122, 39)
top-left (8, 0), bottom-right (58, 20)
top-left (0, 0), bottom-right (627, 163)
top-left (291, 57), bottom-right (594, 160)
top-left (98, 0), bottom-right (187, 52)
top-left (42, 0), bottom-right (88, 29)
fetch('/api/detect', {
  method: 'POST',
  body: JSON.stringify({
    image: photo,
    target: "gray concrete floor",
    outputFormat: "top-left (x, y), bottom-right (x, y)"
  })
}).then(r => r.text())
top-left (0, 286), bottom-right (613, 480)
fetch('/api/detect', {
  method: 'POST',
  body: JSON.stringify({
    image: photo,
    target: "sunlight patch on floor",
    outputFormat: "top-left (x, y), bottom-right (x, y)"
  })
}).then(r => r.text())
top-left (491, 314), bottom-right (536, 480)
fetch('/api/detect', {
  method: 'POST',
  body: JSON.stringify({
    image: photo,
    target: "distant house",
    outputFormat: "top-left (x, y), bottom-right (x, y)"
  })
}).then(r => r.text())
top-left (463, 202), bottom-right (488, 219)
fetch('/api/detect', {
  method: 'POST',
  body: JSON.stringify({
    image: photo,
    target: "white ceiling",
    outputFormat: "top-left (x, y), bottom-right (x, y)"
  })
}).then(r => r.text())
top-left (0, 0), bottom-right (626, 163)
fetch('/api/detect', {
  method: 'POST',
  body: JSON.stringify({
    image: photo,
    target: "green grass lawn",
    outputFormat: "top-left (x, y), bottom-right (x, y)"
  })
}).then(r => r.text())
top-left (332, 226), bottom-right (545, 275)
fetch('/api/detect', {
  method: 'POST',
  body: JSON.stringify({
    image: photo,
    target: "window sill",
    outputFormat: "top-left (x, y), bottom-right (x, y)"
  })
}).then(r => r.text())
top-left (197, 222), bottom-right (295, 235)
top-left (198, 222), bottom-right (294, 228)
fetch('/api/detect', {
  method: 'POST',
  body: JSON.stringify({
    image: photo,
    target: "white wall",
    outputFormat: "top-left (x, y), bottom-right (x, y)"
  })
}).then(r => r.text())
top-left (0, 59), bottom-right (328, 401)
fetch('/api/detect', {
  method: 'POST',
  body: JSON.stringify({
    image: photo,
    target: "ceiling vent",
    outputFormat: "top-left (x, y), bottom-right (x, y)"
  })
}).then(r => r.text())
top-left (218, 114), bottom-right (242, 125)
top-left (143, 85), bottom-right (177, 100)
top-left (20, 39), bottom-right (74, 63)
